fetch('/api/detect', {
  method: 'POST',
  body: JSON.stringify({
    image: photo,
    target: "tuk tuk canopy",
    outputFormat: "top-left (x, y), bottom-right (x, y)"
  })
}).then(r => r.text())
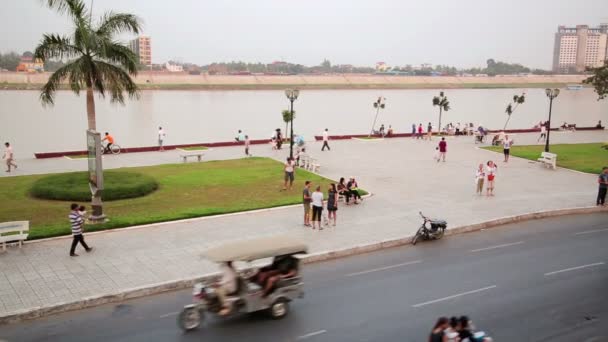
top-left (203, 235), bottom-right (308, 262)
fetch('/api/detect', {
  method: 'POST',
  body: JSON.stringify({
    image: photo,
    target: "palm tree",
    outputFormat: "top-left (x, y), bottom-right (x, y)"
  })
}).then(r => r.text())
top-left (282, 109), bottom-right (295, 138)
top-left (432, 91), bottom-right (450, 134)
top-left (35, 0), bottom-right (141, 219)
top-left (503, 93), bottom-right (526, 130)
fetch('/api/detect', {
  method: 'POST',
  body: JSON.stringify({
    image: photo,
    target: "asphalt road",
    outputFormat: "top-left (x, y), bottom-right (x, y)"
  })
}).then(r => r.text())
top-left (1, 213), bottom-right (607, 342)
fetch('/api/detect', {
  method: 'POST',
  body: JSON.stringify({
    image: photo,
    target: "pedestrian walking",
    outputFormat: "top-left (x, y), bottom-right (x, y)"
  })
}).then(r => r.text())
top-left (537, 123), bottom-right (547, 142)
top-left (417, 123), bottom-right (423, 139)
top-left (69, 203), bottom-right (92, 256)
top-left (411, 123), bottom-right (416, 138)
top-left (475, 163), bottom-right (485, 195)
top-left (302, 181), bottom-right (312, 226)
top-left (486, 161), bottom-right (497, 196)
top-left (503, 135), bottom-right (513, 162)
top-left (244, 135), bottom-right (251, 156)
top-left (276, 129), bottom-right (283, 149)
top-left (438, 137), bottom-right (447, 162)
top-left (158, 126), bottom-right (166, 151)
top-left (327, 183), bottom-right (338, 226)
top-left (427, 122), bottom-right (433, 140)
top-left (3, 142), bottom-right (17, 172)
top-left (282, 157), bottom-right (295, 190)
top-left (311, 186), bottom-right (324, 230)
top-left (597, 166), bottom-right (608, 206)
top-left (321, 128), bottom-right (330, 151)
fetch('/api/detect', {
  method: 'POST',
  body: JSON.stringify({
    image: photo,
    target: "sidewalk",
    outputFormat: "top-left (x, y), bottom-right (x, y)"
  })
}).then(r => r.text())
top-left (0, 130), bottom-right (606, 319)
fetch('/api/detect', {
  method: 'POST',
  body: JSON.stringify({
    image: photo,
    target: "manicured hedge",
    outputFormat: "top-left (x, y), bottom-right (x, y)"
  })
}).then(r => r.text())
top-left (30, 171), bottom-right (158, 201)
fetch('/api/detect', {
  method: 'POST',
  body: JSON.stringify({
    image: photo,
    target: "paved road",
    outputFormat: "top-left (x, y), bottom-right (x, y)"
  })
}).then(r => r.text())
top-left (1, 213), bottom-right (607, 342)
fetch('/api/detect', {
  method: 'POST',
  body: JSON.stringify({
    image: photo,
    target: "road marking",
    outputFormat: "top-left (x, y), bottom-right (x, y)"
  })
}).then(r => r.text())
top-left (159, 311), bottom-right (179, 318)
top-left (412, 285), bottom-right (497, 308)
top-left (345, 260), bottom-right (422, 277)
top-left (296, 330), bottom-right (327, 340)
top-left (470, 241), bottom-right (524, 253)
top-left (544, 262), bottom-right (605, 276)
top-left (574, 228), bottom-right (608, 236)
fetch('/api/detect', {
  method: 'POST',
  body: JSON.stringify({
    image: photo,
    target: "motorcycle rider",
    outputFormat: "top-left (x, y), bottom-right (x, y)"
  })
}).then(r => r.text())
top-left (214, 261), bottom-right (237, 316)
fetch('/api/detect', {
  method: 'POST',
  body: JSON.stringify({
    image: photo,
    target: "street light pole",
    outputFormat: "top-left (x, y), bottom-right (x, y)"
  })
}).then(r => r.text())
top-left (544, 88), bottom-right (560, 152)
top-left (284, 89), bottom-right (300, 159)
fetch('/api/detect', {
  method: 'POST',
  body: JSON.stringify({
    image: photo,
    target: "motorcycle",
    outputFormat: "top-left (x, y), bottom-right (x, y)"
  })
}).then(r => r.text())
top-left (411, 212), bottom-right (447, 245)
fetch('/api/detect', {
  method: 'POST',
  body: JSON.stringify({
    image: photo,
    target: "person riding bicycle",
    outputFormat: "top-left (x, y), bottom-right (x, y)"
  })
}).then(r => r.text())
top-left (102, 132), bottom-right (115, 153)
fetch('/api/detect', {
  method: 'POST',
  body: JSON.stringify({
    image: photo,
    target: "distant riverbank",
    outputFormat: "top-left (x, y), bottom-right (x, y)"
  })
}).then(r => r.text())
top-left (0, 72), bottom-right (587, 90)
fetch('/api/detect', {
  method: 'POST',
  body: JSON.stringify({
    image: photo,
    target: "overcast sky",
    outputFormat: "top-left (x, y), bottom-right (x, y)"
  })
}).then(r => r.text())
top-left (2, 0), bottom-right (608, 69)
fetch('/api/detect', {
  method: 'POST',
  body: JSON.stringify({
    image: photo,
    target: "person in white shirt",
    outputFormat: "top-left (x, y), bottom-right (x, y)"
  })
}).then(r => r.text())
top-left (283, 157), bottom-right (296, 190)
top-left (311, 186), bottom-right (324, 229)
top-left (3, 142), bottom-right (17, 172)
top-left (475, 164), bottom-right (485, 195)
top-left (215, 261), bottom-right (238, 315)
top-left (502, 135), bottom-right (513, 163)
top-left (538, 123), bottom-right (547, 142)
top-left (158, 127), bottom-right (166, 151)
top-left (321, 128), bottom-right (330, 151)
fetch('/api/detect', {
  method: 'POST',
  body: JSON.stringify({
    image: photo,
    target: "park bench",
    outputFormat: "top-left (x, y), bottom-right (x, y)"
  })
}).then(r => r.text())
top-left (537, 152), bottom-right (557, 170)
top-left (0, 221), bottom-right (29, 251)
top-left (180, 152), bottom-right (204, 163)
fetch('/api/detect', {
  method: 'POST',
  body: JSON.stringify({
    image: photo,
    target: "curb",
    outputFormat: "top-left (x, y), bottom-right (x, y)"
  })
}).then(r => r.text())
top-left (1, 205), bottom-right (606, 324)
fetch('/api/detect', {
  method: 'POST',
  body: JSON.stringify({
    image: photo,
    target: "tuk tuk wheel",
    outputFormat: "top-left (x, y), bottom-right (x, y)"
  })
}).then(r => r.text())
top-left (178, 306), bottom-right (203, 332)
top-left (269, 299), bottom-right (289, 320)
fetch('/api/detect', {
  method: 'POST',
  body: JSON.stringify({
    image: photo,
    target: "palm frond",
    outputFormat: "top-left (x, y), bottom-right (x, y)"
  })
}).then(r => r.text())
top-left (34, 34), bottom-right (81, 61)
top-left (92, 61), bottom-right (140, 104)
top-left (432, 96), bottom-right (440, 106)
top-left (100, 42), bottom-right (139, 74)
top-left (96, 12), bottom-right (141, 37)
top-left (41, 0), bottom-right (86, 21)
top-left (40, 61), bottom-right (84, 105)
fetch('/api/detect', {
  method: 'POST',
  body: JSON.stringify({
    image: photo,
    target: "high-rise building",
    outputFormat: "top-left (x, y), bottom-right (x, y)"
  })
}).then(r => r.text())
top-left (129, 36), bottom-right (152, 66)
top-left (552, 24), bottom-right (608, 73)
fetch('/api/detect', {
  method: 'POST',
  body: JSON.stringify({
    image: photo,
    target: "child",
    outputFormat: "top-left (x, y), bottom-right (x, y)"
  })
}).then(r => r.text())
top-left (78, 205), bottom-right (87, 217)
top-left (433, 147), bottom-right (440, 161)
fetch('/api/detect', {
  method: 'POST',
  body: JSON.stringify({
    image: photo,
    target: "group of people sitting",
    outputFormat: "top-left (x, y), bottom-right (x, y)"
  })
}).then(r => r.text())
top-left (430, 316), bottom-right (492, 342)
top-left (374, 124), bottom-right (394, 137)
top-left (443, 122), bottom-right (475, 136)
top-left (560, 121), bottom-right (577, 131)
top-left (337, 177), bottom-right (363, 205)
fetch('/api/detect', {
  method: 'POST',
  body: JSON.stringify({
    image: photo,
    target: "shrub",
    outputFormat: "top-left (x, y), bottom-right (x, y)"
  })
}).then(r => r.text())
top-left (30, 171), bottom-right (158, 201)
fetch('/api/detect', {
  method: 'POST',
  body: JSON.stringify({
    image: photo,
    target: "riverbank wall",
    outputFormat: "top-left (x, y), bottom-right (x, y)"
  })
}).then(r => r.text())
top-left (1, 72), bottom-right (588, 90)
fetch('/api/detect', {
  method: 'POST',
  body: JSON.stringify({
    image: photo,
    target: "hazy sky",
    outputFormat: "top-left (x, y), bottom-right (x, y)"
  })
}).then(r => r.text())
top-left (2, 0), bottom-right (608, 69)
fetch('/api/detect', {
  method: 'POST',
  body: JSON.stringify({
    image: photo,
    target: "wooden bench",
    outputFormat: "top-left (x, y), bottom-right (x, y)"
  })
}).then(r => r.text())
top-left (0, 221), bottom-right (29, 251)
top-left (537, 152), bottom-right (557, 169)
top-left (180, 152), bottom-right (204, 163)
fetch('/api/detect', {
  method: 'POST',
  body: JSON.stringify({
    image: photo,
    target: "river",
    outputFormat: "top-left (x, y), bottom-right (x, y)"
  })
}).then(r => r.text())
top-left (0, 88), bottom-right (606, 157)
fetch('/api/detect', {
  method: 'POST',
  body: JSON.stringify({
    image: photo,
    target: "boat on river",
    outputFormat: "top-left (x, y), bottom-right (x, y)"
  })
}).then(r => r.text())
top-left (566, 84), bottom-right (583, 90)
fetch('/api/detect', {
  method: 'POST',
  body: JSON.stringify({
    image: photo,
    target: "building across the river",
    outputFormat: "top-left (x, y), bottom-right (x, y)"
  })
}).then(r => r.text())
top-left (129, 36), bottom-right (152, 66)
top-left (552, 24), bottom-right (608, 73)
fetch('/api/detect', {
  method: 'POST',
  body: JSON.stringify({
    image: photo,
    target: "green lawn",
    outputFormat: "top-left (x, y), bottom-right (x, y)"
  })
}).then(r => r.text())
top-left (0, 158), bottom-right (339, 240)
top-left (483, 143), bottom-right (608, 174)
top-left (179, 146), bottom-right (209, 151)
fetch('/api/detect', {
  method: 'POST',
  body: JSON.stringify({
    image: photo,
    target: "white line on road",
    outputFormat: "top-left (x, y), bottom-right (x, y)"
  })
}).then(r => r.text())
top-left (296, 330), bottom-right (327, 340)
top-left (345, 260), bottom-right (422, 277)
top-left (412, 285), bottom-right (497, 308)
top-left (544, 262), bottom-right (605, 276)
top-left (574, 228), bottom-right (608, 236)
top-left (470, 241), bottom-right (524, 253)
top-left (159, 311), bottom-right (180, 318)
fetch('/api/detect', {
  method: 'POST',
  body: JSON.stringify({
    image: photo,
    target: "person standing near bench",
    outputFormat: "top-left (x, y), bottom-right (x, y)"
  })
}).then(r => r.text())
top-left (321, 128), bottom-right (330, 151)
top-left (69, 203), bottom-right (92, 257)
top-left (3, 142), bottom-right (17, 173)
top-left (597, 167), bottom-right (608, 206)
top-left (282, 157), bottom-right (295, 190)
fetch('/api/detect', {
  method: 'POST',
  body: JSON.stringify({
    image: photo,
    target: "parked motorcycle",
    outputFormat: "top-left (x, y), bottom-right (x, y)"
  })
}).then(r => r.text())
top-left (411, 212), bottom-right (447, 245)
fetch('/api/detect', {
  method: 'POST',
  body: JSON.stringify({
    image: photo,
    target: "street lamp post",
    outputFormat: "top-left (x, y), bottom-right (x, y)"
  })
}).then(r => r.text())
top-left (285, 89), bottom-right (300, 159)
top-left (544, 88), bottom-right (560, 152)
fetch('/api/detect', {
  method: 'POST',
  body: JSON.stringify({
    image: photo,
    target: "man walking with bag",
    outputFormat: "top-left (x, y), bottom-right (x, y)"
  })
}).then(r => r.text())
top-left (69, 203), bottom-right (93, 256)
top-left (321, 128), bottom-right (330, 151)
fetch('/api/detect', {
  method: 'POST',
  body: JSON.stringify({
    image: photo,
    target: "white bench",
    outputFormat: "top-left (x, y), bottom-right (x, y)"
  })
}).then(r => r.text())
top-left (537, 152), bottom-right (557, 169)
top-left (0, 221), bottom-right (29, 251)
top-left (180, 152), bottom-right (204, 163)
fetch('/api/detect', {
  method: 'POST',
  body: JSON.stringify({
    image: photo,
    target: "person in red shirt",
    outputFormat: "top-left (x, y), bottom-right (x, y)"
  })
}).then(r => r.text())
top-left (438, 137), bottom-right (447, 162)
top-left (417, 123), bottom-right (423, 139)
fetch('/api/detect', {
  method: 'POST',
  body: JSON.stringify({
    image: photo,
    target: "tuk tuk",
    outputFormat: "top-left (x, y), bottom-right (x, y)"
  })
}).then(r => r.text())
top-left (178, 235), bottom-right (307, 332)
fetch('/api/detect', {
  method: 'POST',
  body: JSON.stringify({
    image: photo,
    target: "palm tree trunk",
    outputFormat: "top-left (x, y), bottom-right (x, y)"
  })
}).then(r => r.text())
top-left (86, 87), bottom-right (96, 130)
top-left (438, 107), bottom-right (443, 135)
top-left (503, 116), bottom-right (511, 131)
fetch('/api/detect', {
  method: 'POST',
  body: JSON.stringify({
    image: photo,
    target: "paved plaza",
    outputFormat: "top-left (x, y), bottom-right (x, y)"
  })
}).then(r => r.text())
top-left (0, 130), bottom-right (606, 318)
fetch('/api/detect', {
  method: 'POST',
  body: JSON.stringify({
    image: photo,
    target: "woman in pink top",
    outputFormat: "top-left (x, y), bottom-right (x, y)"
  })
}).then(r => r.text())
top-left (486, 160), bottom-right (497, 196)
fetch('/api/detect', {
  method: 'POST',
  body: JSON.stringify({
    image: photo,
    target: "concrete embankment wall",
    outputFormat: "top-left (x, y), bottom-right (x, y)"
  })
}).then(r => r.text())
top-left (0, 72), bottom-right (587, 89)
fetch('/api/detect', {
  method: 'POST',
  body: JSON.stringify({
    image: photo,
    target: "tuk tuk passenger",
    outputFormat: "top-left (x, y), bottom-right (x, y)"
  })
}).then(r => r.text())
top-left (263, 255), bottom-right (299, 297)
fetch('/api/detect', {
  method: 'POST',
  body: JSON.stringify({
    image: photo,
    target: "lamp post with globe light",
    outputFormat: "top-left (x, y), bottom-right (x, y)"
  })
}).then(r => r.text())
top-left (285, 89), bottom-right (300, 159)
top-left (544, 88), bottom-right (560, 152)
